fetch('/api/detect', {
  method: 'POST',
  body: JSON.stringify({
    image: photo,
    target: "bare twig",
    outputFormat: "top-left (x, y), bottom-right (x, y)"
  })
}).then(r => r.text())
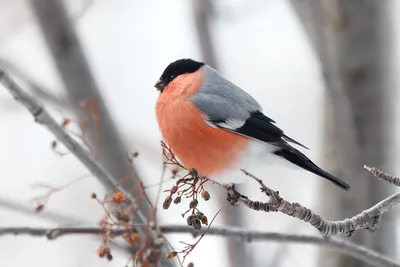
top-left (0, 196), bottom-right (84, 226)
top-left (0, 225), bottom-right (397, 267)
top-left (153, 164), bottom-right (167, 235)
top-left (364, 165), bottom-right (400, 186)
top-left (224, 168), bottom-right (400, 237)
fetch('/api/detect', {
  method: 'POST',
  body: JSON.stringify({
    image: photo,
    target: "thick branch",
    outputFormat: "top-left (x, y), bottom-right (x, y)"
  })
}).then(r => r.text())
top-left (0, 225), bottom-right (397, 267)
top-left (225, 167), bottom-right (400, 237)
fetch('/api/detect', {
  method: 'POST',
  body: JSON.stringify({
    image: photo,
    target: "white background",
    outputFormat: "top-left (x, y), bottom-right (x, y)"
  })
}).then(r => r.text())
top-left (1, 1), bottom-right (400, 266)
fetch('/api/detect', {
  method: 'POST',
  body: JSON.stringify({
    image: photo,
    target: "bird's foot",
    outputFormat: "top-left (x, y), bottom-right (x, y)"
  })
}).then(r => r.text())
top-left (226, 183), bottom-right (247, 206)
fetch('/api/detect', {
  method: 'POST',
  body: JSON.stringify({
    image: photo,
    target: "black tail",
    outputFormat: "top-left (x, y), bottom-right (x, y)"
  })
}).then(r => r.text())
top-left (274, 148), bottom-right (350, 191)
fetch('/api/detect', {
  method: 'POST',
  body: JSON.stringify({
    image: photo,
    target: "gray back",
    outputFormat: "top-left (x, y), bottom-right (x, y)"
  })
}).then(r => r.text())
top-left (189, 65), bottom-right (262, 123)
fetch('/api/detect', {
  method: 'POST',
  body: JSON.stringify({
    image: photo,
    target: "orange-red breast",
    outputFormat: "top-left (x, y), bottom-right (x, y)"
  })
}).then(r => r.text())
top-left (154, 58), bottom-right (350, 190)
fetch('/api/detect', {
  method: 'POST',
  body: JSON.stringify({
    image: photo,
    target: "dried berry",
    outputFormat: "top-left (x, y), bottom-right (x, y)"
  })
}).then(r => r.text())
top-left (201, 190), bottom-right (210, 201)
top-left (201, 216), bottom-right (208, 225)
top-left (187, 215), bottom-right (196, 226)
top-left (192, 219), bottom-right (201, 230)
top-left (61, 118), bottom-right (71, 128)
top-left (35, 204), bottom-right (44, 212)
top-left (166, 251), bottom-right (177, 259)
top-left (106, 253), bottom-right (113, 261)
top-left (51, 140), bottom-right (57, 149)
top-left (116, 212), bottom-right (130, 222)
top-left (130, 232), bottom-right (140, 243)
top-left (163, 195), bottom-right (173, 209)
top-left (174, 196), bottom-right (181, 204)
top-left (97, 247), bottom-right (106, 258)
top-left (91, 193), bottom-right (97, 199)
top-left (189, 199), bottom-right (198, 209)
top-left (113, 191), bottom-right (126, 204)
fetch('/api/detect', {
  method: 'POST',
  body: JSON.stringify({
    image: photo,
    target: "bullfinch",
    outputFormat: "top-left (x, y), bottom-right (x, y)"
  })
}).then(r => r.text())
top-left (154, 58), bottom-right (350, 190)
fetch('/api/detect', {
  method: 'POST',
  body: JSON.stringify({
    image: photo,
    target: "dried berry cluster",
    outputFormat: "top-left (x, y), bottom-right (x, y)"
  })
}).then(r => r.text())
top-left (161, 142), bottom-right (221, 263)
top-left (162, 167), bottom-right (211, 230)
top-left (92, 191), bottom-right (159, 267)
top-left (161, 142), bottom-right (212, 232)
top-left (38, 111), bottom-right (168, 266)
top-left (97, 246), bottom-right (113, 261)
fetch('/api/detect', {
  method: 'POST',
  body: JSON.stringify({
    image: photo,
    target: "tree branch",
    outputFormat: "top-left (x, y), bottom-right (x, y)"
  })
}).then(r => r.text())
top-left (0, 68), bottom-right (119, 191)
top-left (0, 225), bottom-right (397, 267)
top-left (0, 67), bottom-right (172, 266)
top-left (0, 58), bottom-right (69, 110)
top-left (224, 167), bottom-right (400, 237)
top-left (26, 3), bottom-right (173, 265)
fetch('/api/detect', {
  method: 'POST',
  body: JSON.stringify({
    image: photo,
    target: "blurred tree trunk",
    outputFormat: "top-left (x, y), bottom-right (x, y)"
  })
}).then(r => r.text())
top-left (29, 1), bottom-right (175, 266)
top-left (289, 1), bottom-right (396, 267)
top-left (191, 1), bottom-right (254, 267)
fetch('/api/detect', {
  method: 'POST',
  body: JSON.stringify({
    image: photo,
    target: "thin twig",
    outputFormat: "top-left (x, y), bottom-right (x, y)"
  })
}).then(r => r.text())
top-left (0, 196), bottom-right (84, 226)
top-left (364, 165), bottom-right (400, 186)
top-left (0, 225), bottom-right (397, 267)
top-left (153, 164), bottom-right (167, 235)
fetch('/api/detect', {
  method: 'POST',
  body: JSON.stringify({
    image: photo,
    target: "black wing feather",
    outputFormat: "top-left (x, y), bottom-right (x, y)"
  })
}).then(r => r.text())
top-left (235, 111), bottom-right (309, 149)
top-left (210, 110), bottom-right (350, 191)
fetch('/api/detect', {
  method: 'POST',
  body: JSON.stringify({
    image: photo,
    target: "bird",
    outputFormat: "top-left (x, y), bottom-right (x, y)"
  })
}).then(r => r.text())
top-left (154, 58), bottom-right (350, 190)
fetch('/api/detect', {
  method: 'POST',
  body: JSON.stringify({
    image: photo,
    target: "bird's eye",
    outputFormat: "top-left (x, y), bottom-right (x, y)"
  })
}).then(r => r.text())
top-left (170, 75), bottom-right (175, 79)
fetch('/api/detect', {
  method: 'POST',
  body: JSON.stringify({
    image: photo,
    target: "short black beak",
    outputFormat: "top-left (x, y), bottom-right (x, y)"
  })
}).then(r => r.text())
top-left (154, 79), bottom-right (165, 92)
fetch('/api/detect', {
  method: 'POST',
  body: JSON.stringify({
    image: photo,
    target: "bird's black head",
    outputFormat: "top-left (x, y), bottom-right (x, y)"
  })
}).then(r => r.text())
top-left (154, 58), bottom-right (205, 92)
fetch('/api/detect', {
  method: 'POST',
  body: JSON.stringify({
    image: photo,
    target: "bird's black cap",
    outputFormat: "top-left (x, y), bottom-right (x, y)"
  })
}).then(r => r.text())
top-left (155, 58), bottom-right (204, 92)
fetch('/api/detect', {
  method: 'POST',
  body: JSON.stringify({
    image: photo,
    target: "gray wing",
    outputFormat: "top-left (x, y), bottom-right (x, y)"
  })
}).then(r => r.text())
top-left (189, 65), bottom-right (308, 150)
top-left (189, 65), bottom-right (263, 126)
